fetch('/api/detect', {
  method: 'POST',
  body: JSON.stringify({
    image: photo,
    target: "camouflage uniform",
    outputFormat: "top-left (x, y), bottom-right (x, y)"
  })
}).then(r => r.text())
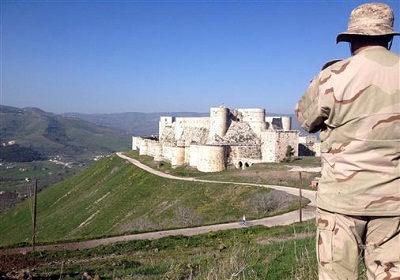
top-left (295, 3), bottom-right (400, 279)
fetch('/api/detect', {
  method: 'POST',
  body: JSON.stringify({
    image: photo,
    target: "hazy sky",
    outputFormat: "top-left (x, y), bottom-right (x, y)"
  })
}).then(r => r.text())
top-left (1, 1), bottom-right (399, 114)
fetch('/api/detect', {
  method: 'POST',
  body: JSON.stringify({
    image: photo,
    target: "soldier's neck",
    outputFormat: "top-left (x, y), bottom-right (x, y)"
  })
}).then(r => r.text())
top-left (352, 43), bottom-right (388, 55)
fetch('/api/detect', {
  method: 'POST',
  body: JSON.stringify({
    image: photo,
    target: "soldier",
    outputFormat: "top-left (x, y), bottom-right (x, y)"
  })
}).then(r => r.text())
top-left (295, 3), bottom-right (399, 280)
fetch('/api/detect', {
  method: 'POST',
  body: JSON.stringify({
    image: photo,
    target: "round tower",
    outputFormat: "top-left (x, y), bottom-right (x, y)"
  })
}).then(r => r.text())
top-left (238, 108), bottom-right (266, 136)
top-left (281, 116), bottom-right (292, 131)
top-left (170, 146), bottom-right (185, 167)
top-left (197, 145), bottom-right (227, 172)
top-left (209, 107), bottom-right (229, 138)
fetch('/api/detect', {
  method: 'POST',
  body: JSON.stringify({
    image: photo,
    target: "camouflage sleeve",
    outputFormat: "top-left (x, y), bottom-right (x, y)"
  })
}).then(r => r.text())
top-left (295, 75), bottom-right (328, 133)
top-left (295, 60), bottom-right (342, 133)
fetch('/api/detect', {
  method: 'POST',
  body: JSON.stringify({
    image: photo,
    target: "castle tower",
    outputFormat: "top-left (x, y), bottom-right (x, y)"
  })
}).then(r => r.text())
top-left (209, 106), bottom-right (229, 138)
top-left (265, 116), bottom-right (291, 131)
top-left (238, 108), bottom-right (266, 137)
top-left (281, 116), bottom-right (292, 131)
top-left (159, 116), bottom-right (174, 139)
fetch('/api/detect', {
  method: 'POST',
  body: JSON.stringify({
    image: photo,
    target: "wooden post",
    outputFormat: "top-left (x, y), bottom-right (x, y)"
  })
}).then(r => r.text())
top-left (299, 172), bottom-right (303, 223)
top-left (32, 179), bottom-right (38, 251)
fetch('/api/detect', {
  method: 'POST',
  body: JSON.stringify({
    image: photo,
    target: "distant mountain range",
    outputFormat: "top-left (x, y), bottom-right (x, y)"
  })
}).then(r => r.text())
top-left (0, 105), bottom-right (130, 161)
top-left (62, 112), bottom-right (209, 136)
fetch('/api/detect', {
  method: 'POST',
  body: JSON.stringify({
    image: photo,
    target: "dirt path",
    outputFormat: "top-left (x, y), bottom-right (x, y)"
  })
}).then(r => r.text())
top-left (116, 153), bottom-right (316, 205)
top-left (0, 153), bottom-right (316, 255)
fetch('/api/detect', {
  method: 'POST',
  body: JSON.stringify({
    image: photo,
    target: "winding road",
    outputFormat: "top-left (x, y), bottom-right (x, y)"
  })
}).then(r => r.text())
top-left (0, 153), bottom-right (316, 255)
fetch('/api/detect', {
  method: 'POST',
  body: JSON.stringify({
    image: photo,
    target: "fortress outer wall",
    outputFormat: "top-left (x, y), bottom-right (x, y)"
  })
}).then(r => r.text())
top-left (261, 130), bottom-right (299, 162)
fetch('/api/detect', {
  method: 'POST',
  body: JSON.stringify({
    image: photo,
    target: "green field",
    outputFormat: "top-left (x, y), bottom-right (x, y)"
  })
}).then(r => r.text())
top-left (0, 155), bottom-right (305, 248)
top-left (0, 161), bottom-right (83, 208)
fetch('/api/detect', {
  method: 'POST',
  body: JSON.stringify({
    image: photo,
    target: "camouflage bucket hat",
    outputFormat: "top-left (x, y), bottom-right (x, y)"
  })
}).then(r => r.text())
top-left (337, 2), bottom-right (400, 43)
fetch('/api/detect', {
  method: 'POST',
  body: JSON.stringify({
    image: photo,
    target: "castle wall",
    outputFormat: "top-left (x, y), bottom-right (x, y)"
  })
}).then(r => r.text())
top-left (261, 131), bottom-right (299, 162)
top-left (145, 141), bottom-right (162, 160)
top-left (162, 144), bottom-right (174, 162)
top-left (299, 135), bottom-right (321, 157)
top-left (138, 139), bottom-right (148, 155)
top-left (261, 131), bottom-right (277, 162)
top-left (153, 143), bottom-right (163, 161)
top-left (275, 131), bottom-right (299, 161)
top-left (184, 145), bottom-right (191, 164)
top-left (175, 117), bottom-right (210, 141)
top-left (135, 138), bottom-right (162, 158)
top-left (189, 145), bottom-right (200, 167)
top-left (229, 145), bottom-right (263, 169)
top-left (132, 136), bottom-right (141, 150)
top-left (230, 145), bottom-right (262, 160)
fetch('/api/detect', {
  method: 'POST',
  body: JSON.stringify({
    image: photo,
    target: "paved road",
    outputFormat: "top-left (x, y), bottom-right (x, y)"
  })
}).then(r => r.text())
top-left (0, 153), bottom-right (316, 255)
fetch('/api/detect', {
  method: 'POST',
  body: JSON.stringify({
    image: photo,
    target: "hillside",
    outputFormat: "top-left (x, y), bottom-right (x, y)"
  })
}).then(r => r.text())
top-left (0, 155), bottom-right (301, 248)
top-left (0, 105), bottom-right (130, 161)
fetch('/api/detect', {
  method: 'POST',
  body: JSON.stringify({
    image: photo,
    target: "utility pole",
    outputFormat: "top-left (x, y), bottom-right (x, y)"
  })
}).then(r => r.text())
top-left (299, 172), bottom-right (303, 223)
top-left (32, 178), bottom-right (38, 251)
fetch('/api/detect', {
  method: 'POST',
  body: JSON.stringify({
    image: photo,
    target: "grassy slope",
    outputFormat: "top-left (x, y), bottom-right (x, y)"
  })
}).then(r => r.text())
top-left (1, 221), bottom-right (369, 279)
top-left (125, 150), bottom-right (320, 190)
top-left (0, 155), bottom-right (301, 247)
top-left (0, 223), bottom-right (320, 279)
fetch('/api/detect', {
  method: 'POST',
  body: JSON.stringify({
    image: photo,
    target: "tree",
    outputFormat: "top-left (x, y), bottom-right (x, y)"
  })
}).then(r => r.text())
top-left (283, 145), bottom-right (295, 162)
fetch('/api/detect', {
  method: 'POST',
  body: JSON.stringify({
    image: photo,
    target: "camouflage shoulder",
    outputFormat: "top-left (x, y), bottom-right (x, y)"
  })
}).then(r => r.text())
top-left (321, 59), bottom-right (343, 70)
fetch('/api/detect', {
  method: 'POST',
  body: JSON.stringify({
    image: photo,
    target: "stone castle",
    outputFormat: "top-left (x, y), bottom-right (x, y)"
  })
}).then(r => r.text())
top-left (131, 106), bottom-right (320, 173)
